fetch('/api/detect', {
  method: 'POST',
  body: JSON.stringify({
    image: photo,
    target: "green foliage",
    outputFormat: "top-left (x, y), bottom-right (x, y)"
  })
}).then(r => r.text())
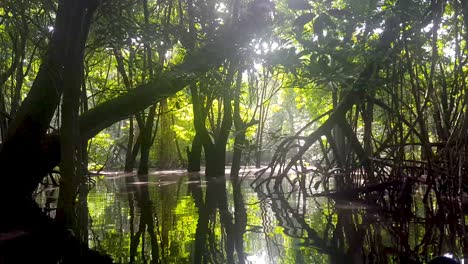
top-left (88, 132), bottom-right (114, 171)
top-left (8, 0), bottom-right (468, 262)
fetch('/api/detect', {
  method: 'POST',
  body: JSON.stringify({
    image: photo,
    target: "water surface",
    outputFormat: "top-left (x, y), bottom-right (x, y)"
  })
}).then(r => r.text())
top-left (41, 170), bottom-right (468, 263)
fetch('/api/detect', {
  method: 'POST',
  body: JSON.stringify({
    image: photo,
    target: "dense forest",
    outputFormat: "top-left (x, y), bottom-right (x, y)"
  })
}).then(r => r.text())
top-left (0, 0), bottom-right (467, 263)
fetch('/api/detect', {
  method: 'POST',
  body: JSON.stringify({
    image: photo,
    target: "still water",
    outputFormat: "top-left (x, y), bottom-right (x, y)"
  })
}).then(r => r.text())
top-left (39, 170), bottom-right (467, 263)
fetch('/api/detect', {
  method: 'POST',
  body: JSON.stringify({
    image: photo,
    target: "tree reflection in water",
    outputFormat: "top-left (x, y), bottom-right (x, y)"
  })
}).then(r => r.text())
top-left (126, 174), bottom-right (161, 263)
top-left (189, 173), bottom-right (247, 264)
top-left (79, 170), bottom-right (468, 263)
top-left (253, 178), bottom-right (468, 264)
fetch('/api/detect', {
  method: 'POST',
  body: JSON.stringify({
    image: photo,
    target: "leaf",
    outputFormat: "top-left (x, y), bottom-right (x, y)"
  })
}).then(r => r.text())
top-left (318, 55), bottom-right (329, 66)
top-left (313, 14), bottom-right (335, 38)
top-left (349, 0), bottom-right (379, 17)
top-left (293, 13), bottom-right (315, 29)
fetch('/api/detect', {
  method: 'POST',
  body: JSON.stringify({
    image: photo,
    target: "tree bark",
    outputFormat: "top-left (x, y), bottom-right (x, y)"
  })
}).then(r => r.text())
top-left (187, 132), bottom-right (202, 172)
top-left (202, 63), bottom-right (237, 177)
top-left (138, 104), bottom-right (157, 175)
top-left (124, 117), bottom-right (136, 172)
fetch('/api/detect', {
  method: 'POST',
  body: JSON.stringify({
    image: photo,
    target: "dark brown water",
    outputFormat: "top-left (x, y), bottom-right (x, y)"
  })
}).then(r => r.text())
top-left (36, 170), bottom-right (468, 263)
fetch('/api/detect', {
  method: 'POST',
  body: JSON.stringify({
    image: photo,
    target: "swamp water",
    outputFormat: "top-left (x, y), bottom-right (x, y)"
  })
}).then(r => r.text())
top-left (37, 170), bottom-right (468, 263)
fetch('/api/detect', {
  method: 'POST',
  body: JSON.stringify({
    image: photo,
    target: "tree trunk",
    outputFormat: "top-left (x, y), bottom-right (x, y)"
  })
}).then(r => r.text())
top-left (138, 104), bottom-right (157, 175)
top-left (231, 132), bottom-right (246, 177)
top-left (137, 0), bottom-right (157, 176)
top-left (57, 0), bottom-right (95, 231)
top-left (363, 90), bottom-right (375, 183)
top-left (0, 91), bottom-right (7, 141)
top-left (332, 88), bottom-right (345, 167)
top-left (205, 64), bottom-right (236, 177)
top-left (125, 117), bottom-right (136, 172)
top-left (231, 69), bottom-right (245, 178)
top-left (10, 3), bottom-right (27, 116)
top-left (190, 84), bottom-right (216, 173)
top-left (187, 132), bottom-right (202, 172)
top-left (205, 144), bottom-right (229, 177)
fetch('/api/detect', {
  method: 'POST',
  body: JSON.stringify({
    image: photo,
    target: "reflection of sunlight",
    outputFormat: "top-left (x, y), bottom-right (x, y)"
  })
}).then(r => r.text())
top-left (246, 251), bottom-right (268, 264)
